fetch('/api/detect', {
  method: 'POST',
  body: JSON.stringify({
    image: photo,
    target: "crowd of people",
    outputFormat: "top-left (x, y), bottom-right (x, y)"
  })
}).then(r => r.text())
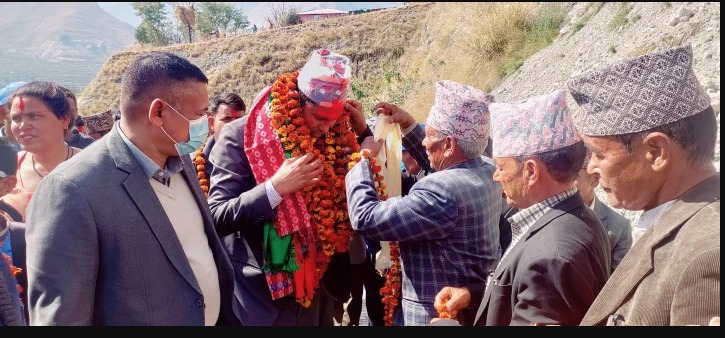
top-left (0, 44), bottom-right (719, 326)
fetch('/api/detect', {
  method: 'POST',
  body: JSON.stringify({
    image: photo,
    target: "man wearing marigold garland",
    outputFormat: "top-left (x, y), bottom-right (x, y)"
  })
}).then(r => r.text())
top-left (208, 48), bottom-right (372, 326)
top-left (346, 80), bottom-right (503, 326)
top-left (433, 89), bottom-right (611, 326)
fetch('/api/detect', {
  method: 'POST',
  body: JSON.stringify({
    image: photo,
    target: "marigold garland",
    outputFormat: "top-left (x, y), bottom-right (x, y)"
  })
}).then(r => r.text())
top-left (270, 72), bottom-right (360, 306)
top-left (2, 252), bottom-right (22, 294)
top-left (435, 298), bottom-right (455, 319)
top-left (192, 140), bottom-right (209, 196)
top-left (351, 149), bottom-right (401, 326)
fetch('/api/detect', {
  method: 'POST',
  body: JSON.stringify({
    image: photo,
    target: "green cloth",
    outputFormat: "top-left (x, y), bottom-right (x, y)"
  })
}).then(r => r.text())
top-left (260, 100), bottom-right (299, 274)
top-left (262, 221), bottom-right (299, 273)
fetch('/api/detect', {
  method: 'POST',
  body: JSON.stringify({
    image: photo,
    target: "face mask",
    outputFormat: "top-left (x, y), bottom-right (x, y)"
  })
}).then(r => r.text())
top-left (159, 101), bottom-right (209, 156)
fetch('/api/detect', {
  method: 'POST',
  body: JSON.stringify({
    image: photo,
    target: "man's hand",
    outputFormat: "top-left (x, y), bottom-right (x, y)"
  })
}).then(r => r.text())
top-left (360, 136), bottom-right (384, 158)
top-left (269, 152), bottom-right (323, 196)
top-left (374, 102), bottom-right (416, 130)
top-left (345, 98), bottom-right (367, 137)
top-left (434, 286), bottom-right (471, 319)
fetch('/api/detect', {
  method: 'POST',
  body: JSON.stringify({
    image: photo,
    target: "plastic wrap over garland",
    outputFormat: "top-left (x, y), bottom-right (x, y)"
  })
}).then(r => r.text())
top-left (371, 116), bottom-right (402, 272)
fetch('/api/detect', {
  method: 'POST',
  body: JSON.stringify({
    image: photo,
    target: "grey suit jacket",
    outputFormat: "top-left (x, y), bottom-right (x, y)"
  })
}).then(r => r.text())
top-left (475, 193), bottom-right (611, 326)
top-left (581, 174), bottom-right (720, 326)
top-left (25, 125), bottom-right (240, 326)
top-left (592, 197), bottom-right (632, 271)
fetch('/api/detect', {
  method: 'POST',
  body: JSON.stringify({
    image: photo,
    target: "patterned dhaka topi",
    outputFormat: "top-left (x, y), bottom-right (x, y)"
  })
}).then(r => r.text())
top-left (489, 89), bottom-right (580, 157)
top-left (567, 44), bottom-right (711, 136)
top-left (425, 80), bottom-right (494, 145)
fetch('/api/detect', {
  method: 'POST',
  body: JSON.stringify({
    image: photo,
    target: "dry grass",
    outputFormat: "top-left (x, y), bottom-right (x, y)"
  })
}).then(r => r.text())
top-left (78, 2), bottom-right (565, 123)
top-left (78, 3), bottom-right (432, 116)
top-left (398, 2), bottom-right (566, 121)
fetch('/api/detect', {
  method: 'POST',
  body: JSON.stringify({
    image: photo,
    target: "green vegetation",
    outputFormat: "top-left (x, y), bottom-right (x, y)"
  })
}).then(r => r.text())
top-left (609, 3), bottom-right (635, 30)
top-left (195, 2), bottom-right (249, 38)
top-left (132, 2), bottom-right (249, 46)
top-left (77, 3), bottom-right (576, 121)
top-left (570, 2), bottom-right (605, 37)
top-left (663, 2), bottom-right (672, 9)
top-left (80, 3), bottom-right (431, 115)
top-left (608, 45), bottom-right (617, 54)
top-left (498, 3), bottom-right (567, 77)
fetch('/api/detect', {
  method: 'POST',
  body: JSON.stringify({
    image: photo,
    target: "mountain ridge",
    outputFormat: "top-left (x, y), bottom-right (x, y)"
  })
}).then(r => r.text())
top-left (0, 2), bottom-right (135, 92)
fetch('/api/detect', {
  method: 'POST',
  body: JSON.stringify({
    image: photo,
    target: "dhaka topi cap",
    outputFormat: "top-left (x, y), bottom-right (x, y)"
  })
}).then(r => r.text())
top-left (82, 110), bottom-right (115, 135)
top-left (490, 89), bottom-right (580, 157)
top-left (567, 44), bottom-right (711, 136)
top-left (297, 48), bottom-right (351, 120)
top-left (425, 80), bottom-right (493, 144)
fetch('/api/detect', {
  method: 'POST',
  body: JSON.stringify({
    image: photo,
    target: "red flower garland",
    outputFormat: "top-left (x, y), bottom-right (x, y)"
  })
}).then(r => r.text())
top-left (270, 72), bottom-right (359, 306)
top-left (350, 149), bottom-right (402, 326)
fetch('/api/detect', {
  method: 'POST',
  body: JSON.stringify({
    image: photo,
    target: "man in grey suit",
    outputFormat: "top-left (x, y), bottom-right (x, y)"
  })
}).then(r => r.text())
top-left (433, 89), bottom-right (611, 326)
top-left (25, 51), bottom-right (240, 326)
top-left (570, 45), bottom-right (719, 326)
top-left (576, 154), bottom-right (632, 272)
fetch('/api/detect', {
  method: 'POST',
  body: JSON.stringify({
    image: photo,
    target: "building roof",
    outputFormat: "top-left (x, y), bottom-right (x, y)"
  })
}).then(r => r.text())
top-left (298, 8), bottom-right (348, 15)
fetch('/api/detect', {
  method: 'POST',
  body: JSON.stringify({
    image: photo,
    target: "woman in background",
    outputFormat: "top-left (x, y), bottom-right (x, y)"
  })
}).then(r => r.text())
top-left (0, 81), bottom-right (81, 219)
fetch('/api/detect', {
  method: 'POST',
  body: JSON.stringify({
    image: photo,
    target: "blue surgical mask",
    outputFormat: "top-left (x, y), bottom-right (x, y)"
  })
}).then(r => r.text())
top-left (159, 101), bottom-right (209, 156)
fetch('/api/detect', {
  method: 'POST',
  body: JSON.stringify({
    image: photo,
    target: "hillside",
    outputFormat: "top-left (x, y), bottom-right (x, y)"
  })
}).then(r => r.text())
top-left (0, 2), bottom-right (135, 93)
top-left (78, 2), bottom-right (433, 116)
top-left (80, 2), bottom-right (719, 198)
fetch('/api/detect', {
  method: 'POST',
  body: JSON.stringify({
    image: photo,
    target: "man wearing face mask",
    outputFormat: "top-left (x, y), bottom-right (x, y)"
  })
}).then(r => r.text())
top-left (208, 48), bottom-right (371, 326)
top-left (24, 51), bottom-right (240, 326)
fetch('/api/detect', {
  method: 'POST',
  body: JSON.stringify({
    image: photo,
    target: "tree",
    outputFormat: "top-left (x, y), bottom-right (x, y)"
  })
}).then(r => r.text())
top-left (266, 3), bottom-right (302, 28)
top-left (172, 2), bottom-right (196, 43)
top-left (132, 2), bottom-right (172, 45)
top-left (195, 2), bottom-right (249, 38)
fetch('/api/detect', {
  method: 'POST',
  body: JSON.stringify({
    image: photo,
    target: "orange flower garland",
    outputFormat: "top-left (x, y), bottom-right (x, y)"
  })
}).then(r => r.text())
top-left (2, 252), bottom-right (22, 294)
top-left (435, 298), bottom-right (455, 319)
top-left (192, 141), bottom-right (209, 196)
top-left (269, 71), bottom-right (360, 306)
top-left (351, 149), bottom-right (402, 326)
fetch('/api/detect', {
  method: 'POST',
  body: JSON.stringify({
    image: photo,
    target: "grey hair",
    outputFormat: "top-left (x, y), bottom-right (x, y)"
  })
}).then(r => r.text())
top-left (434, 130), bottom-right (487, 160)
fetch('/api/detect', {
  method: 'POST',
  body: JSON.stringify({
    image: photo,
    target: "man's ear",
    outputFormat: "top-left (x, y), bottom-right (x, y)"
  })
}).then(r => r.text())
top-left (444, 136), bottom-right (455, 156)
top-left (148, 99), bottom-right (165, 127)
top-left (643, 132), bottom-right (671, 173)
top-left (0, 176), bottom-right (17, 197)
top-left (525, 159), bottom-right (539, 187)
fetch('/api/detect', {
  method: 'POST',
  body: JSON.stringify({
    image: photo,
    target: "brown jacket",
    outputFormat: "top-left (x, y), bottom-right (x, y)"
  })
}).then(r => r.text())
top-left (581, 174), bottom-right (720, 326)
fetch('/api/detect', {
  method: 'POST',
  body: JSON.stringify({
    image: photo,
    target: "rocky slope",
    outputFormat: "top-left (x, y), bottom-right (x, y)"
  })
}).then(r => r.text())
top-left (489, 2), bottom-right (720, 225)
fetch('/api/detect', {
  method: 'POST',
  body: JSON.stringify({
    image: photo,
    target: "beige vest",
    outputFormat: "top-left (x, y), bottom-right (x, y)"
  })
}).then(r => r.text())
top-left (151, 173), bottom-right (220, 326)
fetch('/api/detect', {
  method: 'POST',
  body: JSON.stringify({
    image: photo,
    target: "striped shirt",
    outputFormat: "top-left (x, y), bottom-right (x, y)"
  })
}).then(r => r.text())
top-left (500, 187), bottom-right (579, 264)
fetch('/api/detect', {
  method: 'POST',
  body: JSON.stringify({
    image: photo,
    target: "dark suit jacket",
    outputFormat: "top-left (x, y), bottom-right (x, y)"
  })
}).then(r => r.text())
top-left (201, 136), bottom-right (215, 180)
top-left (209, 113), bottom-right (372, 326)
top-left (592, 197), bottom-right (632, 271)
top-left (7, 222), bottom-right (27, 323)
top-left (1, 253), bottom-right (25, 326)
top-left (474, 193), bottom-right (611, 326)
top-left (25, 125), bottom-right (240, 326)
top-left (581, 174), bottom-right (720, 326)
